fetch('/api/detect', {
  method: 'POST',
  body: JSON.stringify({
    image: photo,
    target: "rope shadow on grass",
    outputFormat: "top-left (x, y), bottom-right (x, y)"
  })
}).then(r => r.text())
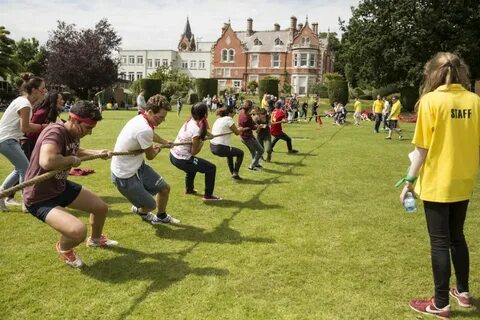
top-left (81, 244), bottom-right (229, 320)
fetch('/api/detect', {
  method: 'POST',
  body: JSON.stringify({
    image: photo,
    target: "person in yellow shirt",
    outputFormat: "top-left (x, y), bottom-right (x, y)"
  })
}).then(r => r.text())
top-left (399, 52), bottom-right (480, 319)
top-left (261, 94), bottom-right (269, 110)
top-left (353, 98), bottom-right (362, 125)
top-left (372, 95), bottom-right (384, 133)
top-left (385, 96), bottom-right (402, 139)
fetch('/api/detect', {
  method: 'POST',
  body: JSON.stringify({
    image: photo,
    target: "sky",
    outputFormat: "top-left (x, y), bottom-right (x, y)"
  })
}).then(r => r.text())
top-left (0, 0), bottom-right (360, 50)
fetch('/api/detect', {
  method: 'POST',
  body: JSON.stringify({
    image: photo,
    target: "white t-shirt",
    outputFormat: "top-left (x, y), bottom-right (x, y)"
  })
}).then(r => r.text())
top-left (210, 116), bottom-right (234, 146)
top-left (170, 119), bottom-right (200, 160)
top-left (0, 96), bottom-right (32, 143)
top-left (111, 115), bottom-right (153, 178)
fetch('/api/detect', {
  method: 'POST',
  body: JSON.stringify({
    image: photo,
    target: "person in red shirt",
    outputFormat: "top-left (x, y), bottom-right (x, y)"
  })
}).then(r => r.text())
top-left (270, 102), bottom-right (298, 154)
top-left (238, 100), bottom-right (264, 170)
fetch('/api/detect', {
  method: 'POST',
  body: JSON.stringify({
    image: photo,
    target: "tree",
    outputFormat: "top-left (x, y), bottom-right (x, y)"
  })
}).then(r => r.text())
top-left (338, 0), bottom-right (480, 89)
top-left (246, 80), bottom-right (258, 94)
top-left (147, 65), bottom-right (192, 100)
top-left (45, 19), bottom-right (121, 98)
top-left (0, 26), bottom-right (18, 79)
top-left (12, 38), bottom-right (46, 76)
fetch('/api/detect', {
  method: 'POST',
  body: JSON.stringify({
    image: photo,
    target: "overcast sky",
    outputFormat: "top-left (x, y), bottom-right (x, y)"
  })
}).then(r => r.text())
top-left (1, 0), bottom-right (360, 50)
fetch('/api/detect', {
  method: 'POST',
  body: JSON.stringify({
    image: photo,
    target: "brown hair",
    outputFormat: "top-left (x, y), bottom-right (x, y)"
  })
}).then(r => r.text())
top-left (145, 94), bottom-right (171, 113)
top-left (20, 73), bottom-right (44, 94)
top-left (420, 52), bottom-right (471, 97)
top-left (70, 100), bottom-right (102, 122)
top-left (216, 106), bottom-right (234, 117)
top-left (242, 99), bottom-right (254, 110)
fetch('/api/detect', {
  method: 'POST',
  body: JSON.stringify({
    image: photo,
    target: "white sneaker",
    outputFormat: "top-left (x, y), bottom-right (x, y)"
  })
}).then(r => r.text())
top-left (5, 198), bottom-right (21, 206)
top-left (56, 242), bottom-right (84, 268)
top-left (141, 212), bottom-right (180, 224)
top-left (86, 234), bottom-right (118, 248)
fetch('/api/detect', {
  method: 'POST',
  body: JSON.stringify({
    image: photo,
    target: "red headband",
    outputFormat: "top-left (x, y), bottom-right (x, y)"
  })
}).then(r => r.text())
top-left (69, 112), bottom-right (97, 126)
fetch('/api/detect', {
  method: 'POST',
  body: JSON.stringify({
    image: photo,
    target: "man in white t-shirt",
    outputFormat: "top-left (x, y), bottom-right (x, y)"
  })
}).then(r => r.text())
top-left (111, 94), bottom-right (180, 224)
top-left (136, 91), bottom-right (146, 114)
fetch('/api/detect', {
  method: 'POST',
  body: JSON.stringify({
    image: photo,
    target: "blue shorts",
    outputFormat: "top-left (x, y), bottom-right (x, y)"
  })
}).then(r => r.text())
top-left (112, 162), bottom-right (168, 210)
top-left (26, 181), bottom-right (82, 222)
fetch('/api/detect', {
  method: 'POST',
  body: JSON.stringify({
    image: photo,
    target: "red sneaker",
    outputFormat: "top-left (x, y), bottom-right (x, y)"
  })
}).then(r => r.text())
top-left (449, 288), bottom-right (473, 308)
top-left (409, 297), bottom-right (450, 319)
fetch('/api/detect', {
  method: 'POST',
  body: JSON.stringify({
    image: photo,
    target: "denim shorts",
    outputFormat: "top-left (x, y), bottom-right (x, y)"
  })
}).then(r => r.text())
top-left (112, 162), bottom-right (168, 209)
top-left (26, 180), bottom-right (82, 222)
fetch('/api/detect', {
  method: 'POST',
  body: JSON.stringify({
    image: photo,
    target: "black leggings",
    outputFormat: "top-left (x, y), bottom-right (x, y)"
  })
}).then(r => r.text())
top-left (169, 153), bottom-right (216, 196)
top-left (210, 144), bottom-right (244, 174)
top-left (423, 200), bottom-right (470, 308)
top-left (271, 132), bottom-right (293, 152)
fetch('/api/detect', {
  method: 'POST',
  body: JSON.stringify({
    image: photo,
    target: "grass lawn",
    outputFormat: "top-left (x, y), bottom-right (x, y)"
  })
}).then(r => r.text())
top-left (0, 109), bottom-right (479, 319)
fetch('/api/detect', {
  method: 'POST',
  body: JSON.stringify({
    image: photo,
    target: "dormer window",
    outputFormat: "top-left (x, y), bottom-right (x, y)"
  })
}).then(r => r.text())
top-left (253, 38), bottom-right (263, 46)
top-left (274, 38), bottom-right (283, 46)
top-left (301, 37), bottom-right (311, 46)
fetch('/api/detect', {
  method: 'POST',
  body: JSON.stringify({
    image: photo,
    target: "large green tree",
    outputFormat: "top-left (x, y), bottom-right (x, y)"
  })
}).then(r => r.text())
top-left (45, 19), bottom-right (121, 98)
top-left (12, 37), bottom-right (46, 77)
top-left (0, 26), bottom-right (18, 79)
top-left (338, 0), bottom-right (480, 88)
top-left (148, 65), bottom-right (192, 100)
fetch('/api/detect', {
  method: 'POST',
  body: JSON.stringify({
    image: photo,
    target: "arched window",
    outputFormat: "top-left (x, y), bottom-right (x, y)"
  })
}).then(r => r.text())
top-left (253, 38), bottom-right (263, 46)
top-left (222, 49), bottom-right (228, 62)
top-left (229, 49), bottom-right (235, 62)
top-left (274, 38), bottom-right (283, 46)
top-left (301, 37), bottom-right (310, 46)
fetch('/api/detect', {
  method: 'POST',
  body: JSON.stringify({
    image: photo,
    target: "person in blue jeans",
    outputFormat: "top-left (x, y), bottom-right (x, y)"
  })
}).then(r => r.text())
top-left (0, 73), bottom-right (48, 211)
top-left (170, 102), bottom-right (221, 201)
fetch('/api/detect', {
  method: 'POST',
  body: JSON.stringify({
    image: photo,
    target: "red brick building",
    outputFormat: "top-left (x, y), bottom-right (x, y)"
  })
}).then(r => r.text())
top-left (212, 16), bottom-right (335, 95)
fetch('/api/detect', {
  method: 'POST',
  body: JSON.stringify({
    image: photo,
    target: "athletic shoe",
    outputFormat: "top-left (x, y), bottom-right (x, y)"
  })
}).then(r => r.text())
top-left (399, 136), bottom-right (403, 140)
top-left (131, 205), bottom-right (140, 214)
top-left (56, 242), bottom-right (84, 268)
top-left (385, 136), bottom-right (392, 140)
top-left (449, 288), bottom-right (473, 308)
top-left (5, 198), bottom-right (21, 206)
top-left (0, 197), bottom-right (7, 212)
top-left (86, 234), bottom-right (118, 248)
top-left (288, 149), bottom-right (299, 154)
top-left (248, 166), bottom-right (258, 171)
top-left (409, 297), bottom-right (450, 319)
top-left (203, 195), bottom-right (222, 201)
top-left (185, 189), bottom-right (199, 195)
top-left (232, 174), bottom-right (243, 180)
top-left (141, 212), bottom-right (180, 224)
top-left (255, 164), bottom-right (263, 168)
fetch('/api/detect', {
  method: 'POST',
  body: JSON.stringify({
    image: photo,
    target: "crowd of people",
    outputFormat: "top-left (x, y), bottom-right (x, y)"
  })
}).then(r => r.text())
top-left (1, 51), bottom-right (480, 320)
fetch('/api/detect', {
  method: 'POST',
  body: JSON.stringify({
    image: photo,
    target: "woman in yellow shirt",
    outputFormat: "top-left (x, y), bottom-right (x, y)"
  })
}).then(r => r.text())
top-left (385, 96), bottom-right (402, 140)
top-left (401, 52), bottom-right (480, 319)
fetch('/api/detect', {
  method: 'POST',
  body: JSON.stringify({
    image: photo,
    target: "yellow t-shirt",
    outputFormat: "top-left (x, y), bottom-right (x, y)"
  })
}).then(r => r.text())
top-left (261, 97), bottom-right (269, 109)
top-left (372, 99), bottom-right (384, 113)
top-left (389, 101), bottom-right (401, 120)
top-left (354, 101), bottom-right (361, 113)
top-left (413, 84), bottom-right (480, 202)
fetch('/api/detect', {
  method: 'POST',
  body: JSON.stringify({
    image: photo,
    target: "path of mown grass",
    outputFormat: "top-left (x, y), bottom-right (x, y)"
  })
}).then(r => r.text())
top-left (0, 110), bottom-right (479, 319)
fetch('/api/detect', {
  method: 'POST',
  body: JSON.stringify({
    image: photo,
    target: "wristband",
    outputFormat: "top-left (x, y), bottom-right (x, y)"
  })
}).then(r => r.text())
top-left (395, 175), bottom-right (417, 188)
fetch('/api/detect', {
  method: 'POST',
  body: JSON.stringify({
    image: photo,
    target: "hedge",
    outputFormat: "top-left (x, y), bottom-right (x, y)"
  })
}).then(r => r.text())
top-left (140, 79), bottom-right (162, 101)
top-left (258, 79), bottom-right (279, 103)
top-left (195, 78), bottom-right (218, 99)
top-left (371, 84), bottom-right (399, 99)
top-left (399, 86), bottom-right (419, 112)
top-left (328, 80), bottom-right (349, 105)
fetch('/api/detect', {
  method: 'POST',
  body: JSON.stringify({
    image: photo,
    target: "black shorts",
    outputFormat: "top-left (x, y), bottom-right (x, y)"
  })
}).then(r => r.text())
top-left (26, 181), bottom-right (82, 222)
top-left (389, 120), bottom-right (398, 129)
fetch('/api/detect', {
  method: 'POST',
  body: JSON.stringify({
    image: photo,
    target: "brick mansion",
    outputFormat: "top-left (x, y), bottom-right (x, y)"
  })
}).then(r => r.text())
top-left (119, 16), bottom-right (335, 95)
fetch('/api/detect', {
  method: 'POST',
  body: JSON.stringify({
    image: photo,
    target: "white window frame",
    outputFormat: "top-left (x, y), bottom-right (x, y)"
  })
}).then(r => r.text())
top-left (128, 72), bottom-right (135, 81)
top-left (136, 72), bottom-right (143, 80)
top-left (222, 49), bottom-right (228, 62)
top-left (228, 49), bottom-right (235, 62)
top-left (253, 38), bottom-right (262, 46)
top-left (309, 53), bottom-right (315, 67)
top-left (248, 75), bottom-right (259, 83)
top-left (190, 60), bottom-right (197, 69)
top-left (147, 59), bottom-right (152, 68)
top-left (155, 59), bottom-right (161, 68)
top-left (224, 68), bottom-right (231, 78)
top-left (274, 38), bottom-right (283, 46)
top-left (216, 68), bottom-right (223, 76)
top-left (129, 56), bottom-right (135, 65)
top-left (272, 53), bottom-right (280, 68)
top-left (250, 54), bottom-right (259, 68)
top-left (199, 60), bottom-right (205, 69)
top-left (121, 56), bottom-right (127, 64)
top-left (162, 59), bottom-right (168, 66)
top-left (137, 56), bottom-right (143, 65)
top-left (293, 54), bottom-right (298, 67)
top-left (218, 80), bottom-right (227, 88)
top-left (302, 37), bottom-right (311, 46)
top-left (233, 80), bottom-right (241, 88)
top-left (181, 61), bottom-right (188, 69)
top-left (300, 53), bottom-right (308, 67)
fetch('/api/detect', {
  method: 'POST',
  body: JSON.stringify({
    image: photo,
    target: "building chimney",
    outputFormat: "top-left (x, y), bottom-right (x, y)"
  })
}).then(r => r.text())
top-left (312, 22), bottom-right (318, 35)
top-left (274, 23), bottom-right (280, 31)
top-left (290, 16), bottom-right (297, 32)
top-left (247, 18), bottom-right (253, 36)
top-left (298, 23), bottom-right (303, 30)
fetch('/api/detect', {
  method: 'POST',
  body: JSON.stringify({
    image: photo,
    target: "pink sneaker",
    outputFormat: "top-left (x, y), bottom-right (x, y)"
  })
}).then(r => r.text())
top-left (409, 297), bottom-right (450, 319)
top-left (449, 288), bottom-right (473, 308)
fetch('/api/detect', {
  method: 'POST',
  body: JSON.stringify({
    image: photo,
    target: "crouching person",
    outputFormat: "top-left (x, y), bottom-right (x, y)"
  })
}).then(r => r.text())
top-left (23, 100), bottom-right (117, 269)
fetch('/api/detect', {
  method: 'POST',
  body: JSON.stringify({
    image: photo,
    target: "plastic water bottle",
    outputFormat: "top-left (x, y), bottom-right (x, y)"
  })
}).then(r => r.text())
top-left (403, 192), bottom-right (417, 213)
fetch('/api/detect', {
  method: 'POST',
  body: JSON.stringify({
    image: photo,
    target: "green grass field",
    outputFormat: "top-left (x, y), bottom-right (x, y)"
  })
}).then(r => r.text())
top-left (0, 109), bottom-right (479, 319)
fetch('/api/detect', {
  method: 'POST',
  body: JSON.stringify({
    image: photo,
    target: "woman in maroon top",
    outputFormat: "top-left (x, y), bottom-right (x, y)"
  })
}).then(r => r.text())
top-left (238, 100), bottom-right (263, 170)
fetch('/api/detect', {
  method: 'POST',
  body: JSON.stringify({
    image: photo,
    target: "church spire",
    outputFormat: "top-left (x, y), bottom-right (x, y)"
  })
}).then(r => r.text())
top-left (184, 17), bottom-right (193, 41)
